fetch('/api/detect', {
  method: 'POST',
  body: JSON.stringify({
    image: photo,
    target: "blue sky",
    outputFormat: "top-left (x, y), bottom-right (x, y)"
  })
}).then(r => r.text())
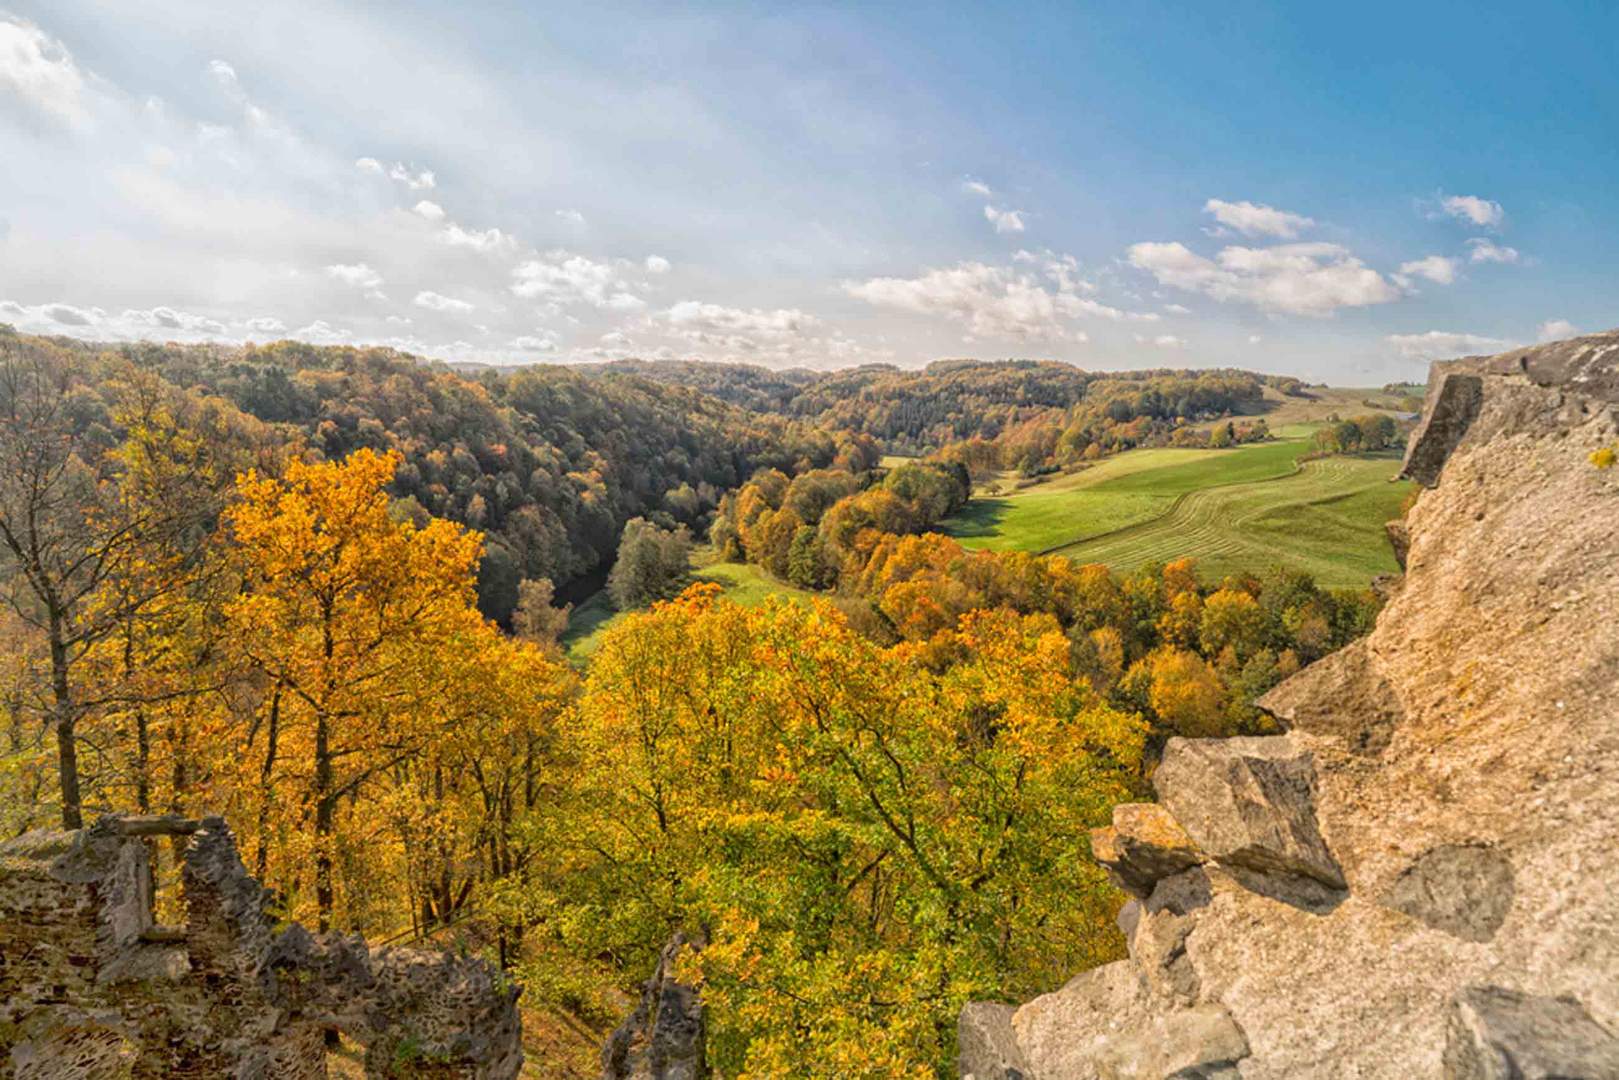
top-left (2, 2), bottom-right (1614, 380)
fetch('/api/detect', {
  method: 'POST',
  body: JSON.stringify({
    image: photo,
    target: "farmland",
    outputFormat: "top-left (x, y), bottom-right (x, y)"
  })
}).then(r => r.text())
top-left (944, 435), bottom-right (1412, 588)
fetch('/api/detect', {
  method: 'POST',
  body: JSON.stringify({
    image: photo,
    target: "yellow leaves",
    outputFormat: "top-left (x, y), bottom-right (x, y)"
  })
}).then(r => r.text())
top-left (1592, 445), bottom-right (1617, 470)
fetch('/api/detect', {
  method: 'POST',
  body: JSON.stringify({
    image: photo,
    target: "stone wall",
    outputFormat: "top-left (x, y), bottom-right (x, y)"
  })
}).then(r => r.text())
top-left (0, 815), bottom-right (523, 1078)
top-left (960, 331), bottom-right (1619, 1079)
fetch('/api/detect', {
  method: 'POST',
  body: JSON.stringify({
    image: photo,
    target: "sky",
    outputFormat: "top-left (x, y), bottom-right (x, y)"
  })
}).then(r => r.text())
top-left (2, 2), bottom-right (1615, 381)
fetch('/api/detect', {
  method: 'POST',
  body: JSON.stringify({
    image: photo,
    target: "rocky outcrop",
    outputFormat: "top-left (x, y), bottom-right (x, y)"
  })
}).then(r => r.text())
top-left (602, 932), bottom-right (707, 1080)
top-left (0, 814), bottom-right (522, 1078)
top-left (961, 331), bottom-right (1619, 1078)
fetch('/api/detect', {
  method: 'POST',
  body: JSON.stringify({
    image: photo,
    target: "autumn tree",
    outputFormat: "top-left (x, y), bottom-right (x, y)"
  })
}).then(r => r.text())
top-left (0, 339), bottom-right (220, 828)
top-left (511, 576), bottom-right (571, 645)
top-left (220, 448), bottom-right (485, 930)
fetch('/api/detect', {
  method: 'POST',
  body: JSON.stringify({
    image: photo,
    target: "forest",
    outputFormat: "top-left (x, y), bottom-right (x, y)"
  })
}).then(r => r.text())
top-left (0, 326), bottom-right (1390, 1075)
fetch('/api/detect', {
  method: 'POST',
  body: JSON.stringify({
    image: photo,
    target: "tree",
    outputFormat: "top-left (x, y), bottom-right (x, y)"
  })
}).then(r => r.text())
top-left (221, 448), bottom-right (484, 930)
top-left (0, 339), bottom-right (218, 828)
top-left (511, 577), bottom-right (571, 645)
top-left (607, 517), bottom-right (693, 610)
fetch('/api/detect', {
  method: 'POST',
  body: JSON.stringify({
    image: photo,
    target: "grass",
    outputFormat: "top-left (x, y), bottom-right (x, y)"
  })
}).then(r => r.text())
top-left (942, 434), bottom-right (1413, 588)
top-left (561, 547), bottom-right (812, 662)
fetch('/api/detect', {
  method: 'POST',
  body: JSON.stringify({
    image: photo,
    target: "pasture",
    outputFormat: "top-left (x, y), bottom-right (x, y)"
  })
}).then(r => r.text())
top-left (944, 437), bottom-right (1412, 588)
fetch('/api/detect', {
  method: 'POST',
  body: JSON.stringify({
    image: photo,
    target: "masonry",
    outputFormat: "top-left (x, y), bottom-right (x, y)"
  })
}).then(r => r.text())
top-left (0, 814), bottom-right (522, 1078)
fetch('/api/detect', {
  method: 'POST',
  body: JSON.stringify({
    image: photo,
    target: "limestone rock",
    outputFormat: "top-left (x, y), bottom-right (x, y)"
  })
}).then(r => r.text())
top-left (1381, 844), bottom-right (1515, 943)
top-left (0, 814), bottom-right (522, 1078)
top-left (1091, 1005), bottom-right (1249, 1080)
top-left (1257, 639), bottom-right (1404, 757)
top-left (1443, 986), bottom-right (1619, 1079)
top-left (959, 1002), bottom-right (1030, 1080)
top-left (1403, 371), bottom-right (1484, 486)
top-left (1152, 736), bottom-right (1345, 893)
top-left (602, 932), bottom-right (707, 1080)
top-left (1090, 803), bottom-right (1202, 899)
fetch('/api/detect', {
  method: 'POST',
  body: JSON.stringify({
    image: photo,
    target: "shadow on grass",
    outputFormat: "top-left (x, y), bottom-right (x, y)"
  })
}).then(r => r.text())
top-left (943, 497), bottom-right (1012, 539)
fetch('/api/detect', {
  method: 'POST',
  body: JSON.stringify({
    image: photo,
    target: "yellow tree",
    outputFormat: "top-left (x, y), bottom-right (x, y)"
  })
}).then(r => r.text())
top-left (221, 448), bottom-right (483, 930)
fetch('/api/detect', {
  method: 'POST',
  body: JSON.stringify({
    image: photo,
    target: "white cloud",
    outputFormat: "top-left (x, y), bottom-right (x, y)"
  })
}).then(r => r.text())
top-left (510, 251), bottom-right (641, 309)
top-left (1, 298), bottom-right (231, 340)
top-left (120, 305), bottom-right (226, 335)
top-left (1538, 318), bottom-right (1578, 342)
top-left (388, 162), bottom-right (435, 189)
top-left (355, 157), bottom-right (435, 189)
top-left (555, 208), bottom-right (586, 226)
top-left (848, 261), bottom-right (1076, 341)
top-left (414, 290), bottom-right (474, 313)
top-left (1163, 303), bottom-right (1192, 315)
top-left (1128, 240), bottom-right (1400, 317)
top-left (1135, 333), bottom-right (1185, 348)
top-left (439, 223), bottom-right (515, 253)
top-left (1467, 238), bottom-right (1520, 264)
top-left (0, 16), bottom-right (90, 128)
top-left (511, 331), bottom-right (559, 351)
top-left (412, 199), bottom-right (445, 221)
top-left (664, 300), bottom-right (817, 345)
top-left (1385, 330), bottom-right (1512, 361)
top-left (644, 254), bottom-right (671, 274)
top-left (962, 177), bottom-right (993, 198)
top-left (1395, 254), bottom-right (1459, 287)
top-left (326, 262), bottom-right (384, 291)
top-left (1203, 199), bottom-right (1315, 239)
top-left (244, 316), bottom-right (286, 334)
top-left (1438, 194), bottom-right (1504, 228)
top-left (984, 205), bottom-right (1026, 234)
top-left (1248, 334), bottom-right (1263, 344)
top-left (295, 319), bottom-right (351, 343)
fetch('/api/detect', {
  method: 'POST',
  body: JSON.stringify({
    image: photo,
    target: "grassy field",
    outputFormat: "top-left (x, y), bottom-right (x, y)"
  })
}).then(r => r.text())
top-left (944, 435), bottom-right (1412, 588)
top-left (560, 548), bottom-right (811, 662)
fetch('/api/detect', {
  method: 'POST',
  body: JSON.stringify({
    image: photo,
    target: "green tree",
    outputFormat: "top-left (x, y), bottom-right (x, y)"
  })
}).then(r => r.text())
top-left (607, 517), bottom-right (693, 610)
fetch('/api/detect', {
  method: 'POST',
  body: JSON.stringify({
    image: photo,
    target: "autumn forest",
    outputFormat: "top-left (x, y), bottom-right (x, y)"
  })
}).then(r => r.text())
top-left (0, 328), bottom-right (1402, 1075)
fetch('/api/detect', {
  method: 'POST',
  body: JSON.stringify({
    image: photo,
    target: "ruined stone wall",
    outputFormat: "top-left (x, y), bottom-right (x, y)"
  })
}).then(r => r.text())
top-left (1, 815), bottom-right (523, 1079)
top-left (961, 332), bottom-right (1619, 1079)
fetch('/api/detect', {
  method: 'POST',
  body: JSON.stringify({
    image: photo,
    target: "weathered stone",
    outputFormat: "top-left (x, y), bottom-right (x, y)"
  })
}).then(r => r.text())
top-left (602, 932), bottom-right (707, 1080)
top-left (0, 814), bottom-right (522, 1078)
top-left (1153, 736), bottom-right (1346, 892)
top-left (1258, 639), bottom-right (1404, 757)
top-left (1092, 1004), bottom-right (1249, 1080)
top-left (1384, 518), bottom-right (1411, 570)
top-left (1402, 371), bottom-right (1484, 486)
top-left (1382, 844), bottom-right (1515, 943)
top-left (1443, 986), bottom-right (1619, 1079)
top-left (958, 1002), bottom-right (1029, 1080)
top-left (1090, 803), bottom-right (1203, 899)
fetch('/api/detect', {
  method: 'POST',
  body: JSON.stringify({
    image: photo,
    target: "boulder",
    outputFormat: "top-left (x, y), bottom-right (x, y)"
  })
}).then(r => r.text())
top-left (958, 1002), bottom-right (1029, 1080)
top-left (1090, 804), bottom-right (1202, 899)
top-left (1152, 737), bottom-right (1345, 892)
top-left (1443, 986), bottom-right (1619, 1079)
top-left (1381, 844), bottom-right (1515, 943)
top-left (1091, 1004), bottom-right (1249, 1080)
top-left (1402, 371), bottom-right (1484, 486)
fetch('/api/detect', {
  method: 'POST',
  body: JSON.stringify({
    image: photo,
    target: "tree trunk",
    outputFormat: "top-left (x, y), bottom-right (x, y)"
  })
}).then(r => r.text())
top-left (49, 610), bottom-right (81, 830)
top-left (315, 709), bottom-right (335, 932)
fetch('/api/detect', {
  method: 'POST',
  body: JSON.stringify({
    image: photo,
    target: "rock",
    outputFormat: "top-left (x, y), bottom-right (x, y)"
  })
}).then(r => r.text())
top-left (1090, 804), bottom-right (1203, 899)
top-left (1011, 960), bottom-right (1151, 1079)
top-left (1384, 518), bottom-right (1411, 570)
top-left (1443, 986), bottom-right (1619, 1079)
top-left (0, 814), bottom-right (522, 1079)
top-left (1258, 640), bottom-right (1404, 757)
top-left (1402, 371), bottom-right (1484, 486)
top-left (1382, 844), bottom-right (1515, 943)
top-left (959, 1002), bottom-right (1029, 1080)
top-left (602, 932), bottom-right (707, 1080)
top-left (1091, 1004), bottom-right (1249, 1080)
top-left (1153, 736), bottom-right (1346, 893)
